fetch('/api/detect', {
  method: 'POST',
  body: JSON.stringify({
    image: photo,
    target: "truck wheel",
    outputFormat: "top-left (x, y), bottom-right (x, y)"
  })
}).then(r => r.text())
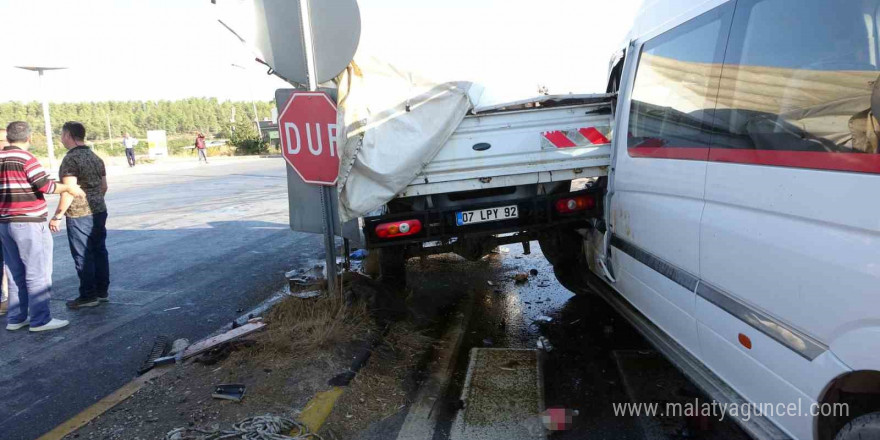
top-left (538, 229), bottom-right (583, 267)
top-left (835, 412), bottom-right (880, 440)
top-left (379, 246), bottom-right (407, 285)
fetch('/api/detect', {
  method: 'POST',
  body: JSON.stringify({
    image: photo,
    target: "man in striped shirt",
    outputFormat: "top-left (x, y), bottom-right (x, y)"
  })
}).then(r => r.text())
top-left (1, 121), bottom-right (85, 332)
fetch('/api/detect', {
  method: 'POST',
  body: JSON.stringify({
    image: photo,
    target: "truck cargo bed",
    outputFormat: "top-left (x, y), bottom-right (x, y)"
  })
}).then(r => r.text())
top-left (401, 94), bottom-right (614, 198)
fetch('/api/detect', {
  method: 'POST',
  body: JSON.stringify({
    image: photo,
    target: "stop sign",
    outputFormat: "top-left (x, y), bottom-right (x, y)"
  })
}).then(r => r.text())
top-left (279, 91), bottom-right (339, 185)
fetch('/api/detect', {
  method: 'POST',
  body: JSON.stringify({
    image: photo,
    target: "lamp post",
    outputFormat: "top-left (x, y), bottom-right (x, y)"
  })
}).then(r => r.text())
top-left (230, 63), bottom-right (262, 139)
top-left (15, 66), bottom-right (67, 170)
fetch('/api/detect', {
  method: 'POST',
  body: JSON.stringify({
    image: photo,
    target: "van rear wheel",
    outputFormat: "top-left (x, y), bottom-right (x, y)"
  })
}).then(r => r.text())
top-left (835, 412), bottom-right (880, 440)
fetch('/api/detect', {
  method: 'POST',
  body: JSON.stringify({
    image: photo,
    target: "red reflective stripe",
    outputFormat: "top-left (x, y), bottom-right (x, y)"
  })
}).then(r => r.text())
top-left (543, 131), bottom-right (576, 148)
top-left (628, 145), bottom-right (880, 174)
top-left (578, 127), bottom-right (610, 144)
top-left (628, 146), bottom-right (710, 160)
top-left (708, 149), bottom-right (880, 174)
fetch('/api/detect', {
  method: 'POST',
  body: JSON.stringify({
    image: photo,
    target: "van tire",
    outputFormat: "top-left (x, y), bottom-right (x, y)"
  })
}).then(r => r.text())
top-left (539, 229), bottom-right (583, 267)
top-left (834, 412), bottom-right (880, 440)
top-left (379, 245), bottom-right (407, 285)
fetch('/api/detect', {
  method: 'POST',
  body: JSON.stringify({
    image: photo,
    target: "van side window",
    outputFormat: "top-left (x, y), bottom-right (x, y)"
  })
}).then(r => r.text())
top-left (627, 5), bottom-right (733, 159)
top-left (710, 0), bottom-right (880, 173)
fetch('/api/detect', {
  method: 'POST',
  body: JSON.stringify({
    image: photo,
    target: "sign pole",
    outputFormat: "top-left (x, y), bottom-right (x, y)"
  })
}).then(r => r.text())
top-left (300, 0), bottom-right (339, 295)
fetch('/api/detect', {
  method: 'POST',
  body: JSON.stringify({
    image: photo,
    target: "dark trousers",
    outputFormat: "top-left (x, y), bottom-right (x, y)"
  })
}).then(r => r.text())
top-left (66, 212), bottom-right (110, 300)
top-left (125, 148), bottom-right (136, 167)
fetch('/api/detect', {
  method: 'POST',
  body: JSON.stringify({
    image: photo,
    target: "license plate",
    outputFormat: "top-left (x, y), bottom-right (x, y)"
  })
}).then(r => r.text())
top-left (456, 205), bottom-right (519, 226)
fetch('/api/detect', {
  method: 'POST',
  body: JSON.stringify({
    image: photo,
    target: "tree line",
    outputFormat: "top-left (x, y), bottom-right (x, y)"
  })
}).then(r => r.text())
top-left (0, 98), bottom-right (275, 149)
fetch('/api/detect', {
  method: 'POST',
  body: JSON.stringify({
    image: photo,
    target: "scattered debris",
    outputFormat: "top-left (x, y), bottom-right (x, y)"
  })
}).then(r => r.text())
top-left (164, 415), bottom-right (319, 440)
top-left (194, 340), bottom-right (256, 366)
top-left (170, 338), bottom-right (190, 355)
top-left (513, 273), bottom-right (529, 284)
top-left (290, 290), bottom-right (322, 299)
top-left (487, 281), bottom-right (494, 286)
top-left (182, 322), bottom-right (266, 360)
top-left (533, 315), bottom-right (553, 323)
top-left (211, 384), bottom-right (246, 402)
top-left (349, 249), bottom-right (369, 260)
top-left (537, 336), bottom-right (553, 352)
top-left (163, 307), bottom-right (181, 312)
top-left (529, 268), bottom-right (539, 276)
top-left (138, 335), bottom-right (170, 375)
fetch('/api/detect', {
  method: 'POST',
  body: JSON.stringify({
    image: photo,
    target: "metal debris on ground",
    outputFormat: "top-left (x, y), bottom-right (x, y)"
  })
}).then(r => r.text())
top-left (212, 384), bottom-right (247, 402)
top-left (182, 322), bottom-right (266, 360)
top-left (513, 273), bottom-right (529, 284)
top-left (537, 336), bottom-right (553, 352)
top-left (164, 414), bottom-right (323, 440)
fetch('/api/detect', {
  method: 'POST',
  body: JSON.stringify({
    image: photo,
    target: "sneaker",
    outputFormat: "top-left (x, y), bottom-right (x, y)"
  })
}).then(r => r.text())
top-left (97, 296), bottom-right (110, 303)
top-left (6, 318), bottom-right (30, 331)
top-left (29, 318), bottom-right (69, 332)
top-left (66, 298), bottom-right (100, 309)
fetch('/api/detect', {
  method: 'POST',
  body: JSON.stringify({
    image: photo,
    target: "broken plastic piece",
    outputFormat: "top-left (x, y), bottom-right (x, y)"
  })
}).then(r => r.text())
top-left (537, 336), bottom-right (553, 352)
top-left (212, 384), bottom-right (246, 402)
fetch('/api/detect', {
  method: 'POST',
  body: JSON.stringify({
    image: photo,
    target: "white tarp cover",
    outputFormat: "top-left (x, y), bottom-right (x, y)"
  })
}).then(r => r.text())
top-left (336, 56), bottom-right (474, 222)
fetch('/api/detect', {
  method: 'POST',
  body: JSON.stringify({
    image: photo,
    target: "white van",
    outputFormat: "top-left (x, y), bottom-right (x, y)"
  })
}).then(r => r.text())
top-left (554, 0), bottom-right (880, 439)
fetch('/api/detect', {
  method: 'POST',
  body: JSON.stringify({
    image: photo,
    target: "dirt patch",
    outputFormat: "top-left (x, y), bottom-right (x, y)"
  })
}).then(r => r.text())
top-left (64, 274), bottom-right (438, 440)
top-left (321, 323), bottom-right (434, 439)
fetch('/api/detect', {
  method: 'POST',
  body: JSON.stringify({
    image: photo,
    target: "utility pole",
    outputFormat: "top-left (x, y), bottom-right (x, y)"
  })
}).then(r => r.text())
top-left (230, 63), bottom-right (262, 139)
top-left (15, 66), bottom-right (67, 170)
top-left (106, 113), bottom-right (113, 148)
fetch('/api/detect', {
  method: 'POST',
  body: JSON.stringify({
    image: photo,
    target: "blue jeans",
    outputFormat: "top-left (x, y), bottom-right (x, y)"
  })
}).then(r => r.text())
top-left (66, 212), bottom-right (110, 301)
top-left (0, 222), bottom-right (54, 326)
top-left (125, 148), bottom-right (136, 166)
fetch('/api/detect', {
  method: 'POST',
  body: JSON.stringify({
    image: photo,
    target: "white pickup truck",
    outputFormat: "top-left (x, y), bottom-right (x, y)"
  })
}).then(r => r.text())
top-left (360, 94), bottom-right (614, 280)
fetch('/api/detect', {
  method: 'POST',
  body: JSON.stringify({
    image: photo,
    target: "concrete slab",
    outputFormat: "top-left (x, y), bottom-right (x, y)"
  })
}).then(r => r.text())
top-left (450, 348), bottom-right (546, 440)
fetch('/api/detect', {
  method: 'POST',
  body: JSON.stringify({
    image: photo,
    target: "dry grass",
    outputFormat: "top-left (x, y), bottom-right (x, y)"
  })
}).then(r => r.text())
top-left (260, 293), bottom-right (375, 356)
top-left (323, 323), bottom-right (435, 438)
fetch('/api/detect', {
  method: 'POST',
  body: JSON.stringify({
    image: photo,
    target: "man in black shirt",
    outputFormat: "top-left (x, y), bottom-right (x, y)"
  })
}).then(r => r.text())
top-left (51, 122), bottom-right (110, 309)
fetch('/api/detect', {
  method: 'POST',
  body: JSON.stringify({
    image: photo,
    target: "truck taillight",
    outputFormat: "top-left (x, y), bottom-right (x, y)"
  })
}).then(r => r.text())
top-left (375, 220), bottom-right (422, 239)
top-left (555, 195), bottom-right (595, 214)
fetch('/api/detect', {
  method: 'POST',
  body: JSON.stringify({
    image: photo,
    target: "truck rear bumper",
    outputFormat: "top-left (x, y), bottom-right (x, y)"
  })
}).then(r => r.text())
top-left (363, 188), bottom-right (602, 249)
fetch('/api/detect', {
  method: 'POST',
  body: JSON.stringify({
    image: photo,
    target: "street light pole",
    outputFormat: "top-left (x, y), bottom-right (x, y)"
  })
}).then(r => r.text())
top-left (16, 66), bottom-right (67, 170)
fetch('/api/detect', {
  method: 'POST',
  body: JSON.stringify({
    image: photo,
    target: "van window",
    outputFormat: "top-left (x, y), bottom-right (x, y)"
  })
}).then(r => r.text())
top-left (627, 5), bottom-right (733, 159)
top-left (710, 0), bottom-right (880, 173)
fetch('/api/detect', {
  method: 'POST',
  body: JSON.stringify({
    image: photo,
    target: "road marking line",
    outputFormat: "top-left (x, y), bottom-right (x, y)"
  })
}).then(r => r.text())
top-left (35, 366), bottom-right (171, 440)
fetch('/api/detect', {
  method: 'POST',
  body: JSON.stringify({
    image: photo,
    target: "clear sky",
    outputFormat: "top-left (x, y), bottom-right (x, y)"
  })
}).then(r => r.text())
top-left (0, 0), bottom-right (642, 105)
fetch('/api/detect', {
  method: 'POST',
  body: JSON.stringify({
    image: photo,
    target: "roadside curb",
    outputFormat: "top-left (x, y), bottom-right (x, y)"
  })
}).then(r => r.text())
top-left (395, 292), bottom-right (475, 440)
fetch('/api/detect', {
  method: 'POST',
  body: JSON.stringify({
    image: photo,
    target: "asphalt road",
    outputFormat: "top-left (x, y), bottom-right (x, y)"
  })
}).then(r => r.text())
top-left (0, 158), bottom-right (323, 440)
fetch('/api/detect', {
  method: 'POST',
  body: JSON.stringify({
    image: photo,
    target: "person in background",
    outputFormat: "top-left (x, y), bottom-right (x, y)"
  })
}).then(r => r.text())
top-left (0, 128), bottom-right (6, 316)
top-left (1, 121), bottom-right (85, 332)
top-left (122, 132), bottom-right (138, 167)
top-left (195, 132), bottom-right (208, 164)
top-left (51, 122), bottom-right (111, 310)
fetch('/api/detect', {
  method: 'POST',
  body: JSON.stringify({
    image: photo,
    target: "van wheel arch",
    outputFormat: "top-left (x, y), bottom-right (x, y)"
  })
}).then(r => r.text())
top-left (817, 370), bottom-right (880, 440)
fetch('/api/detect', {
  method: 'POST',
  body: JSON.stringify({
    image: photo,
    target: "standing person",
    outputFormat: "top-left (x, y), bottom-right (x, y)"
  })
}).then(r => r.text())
top-left (0, 128), bottom-right (6, 316)
top-left (195, 132), bottom-right (208, 164)
top-left (122, 132), bottom-right (138, 167)
top-left (1, 121), bottom-right (84, 331)
top-left (50, 122), bottom-right (111, 309)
